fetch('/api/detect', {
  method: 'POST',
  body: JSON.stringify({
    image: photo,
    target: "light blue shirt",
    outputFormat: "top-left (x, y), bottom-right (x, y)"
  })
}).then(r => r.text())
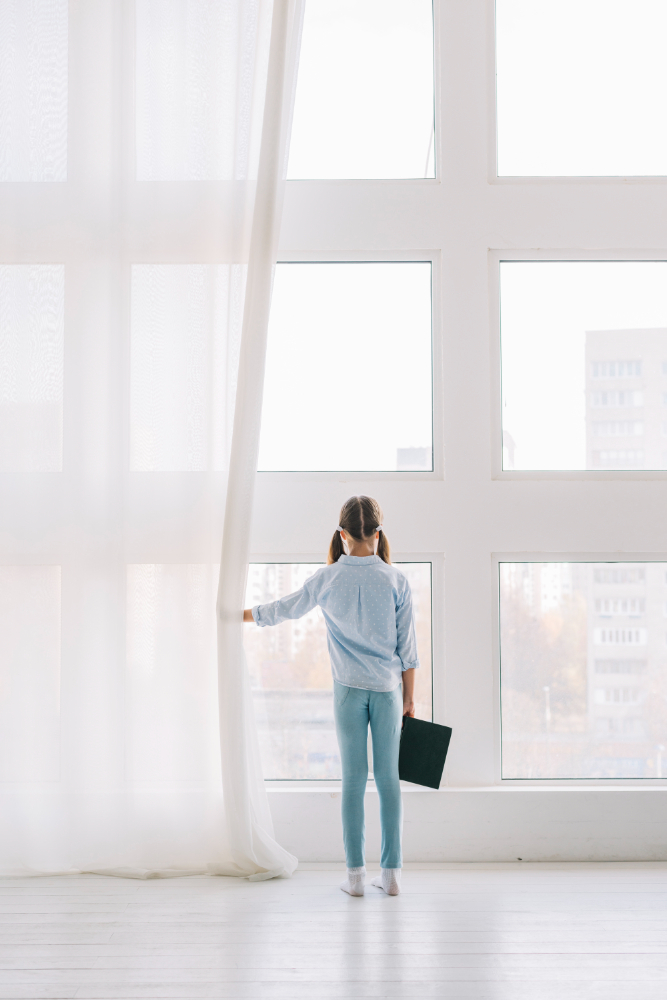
top-left (252, 554), bottom-right (420, 692)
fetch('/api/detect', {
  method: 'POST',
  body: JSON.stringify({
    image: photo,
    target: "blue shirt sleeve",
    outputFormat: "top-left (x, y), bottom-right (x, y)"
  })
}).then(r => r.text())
top-left (252, 571), bottom-right (320, 627)
top-left (396, 578), bottom-right (420, 671)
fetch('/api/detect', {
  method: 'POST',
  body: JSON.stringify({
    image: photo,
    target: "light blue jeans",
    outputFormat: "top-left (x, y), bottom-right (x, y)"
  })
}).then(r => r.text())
top-left (333, 681), bottom-right (403, 870)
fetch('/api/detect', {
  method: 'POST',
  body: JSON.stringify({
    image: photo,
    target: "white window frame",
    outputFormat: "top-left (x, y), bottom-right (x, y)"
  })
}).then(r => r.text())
top-left (491, 249), bottom-right (667, 481)
top-left (259, 0), bottom-right (667, 839)
top-left (250, 552), bottom-right (444, 788)
top-left (262, 250), bottom-right (443, 481)
top-left (488, 0), bottom-right (667, 185)
top-left (493, 553), bottom-right (667, 787)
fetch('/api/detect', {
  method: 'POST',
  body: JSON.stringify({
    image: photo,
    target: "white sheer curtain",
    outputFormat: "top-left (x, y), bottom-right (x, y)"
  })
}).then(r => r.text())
top-left (0, 0), bottom-right (301, 878)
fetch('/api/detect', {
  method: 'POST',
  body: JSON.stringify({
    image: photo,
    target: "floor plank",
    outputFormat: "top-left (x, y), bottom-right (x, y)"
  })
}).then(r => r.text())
top-left (0, 864), bottom-right (665, 999)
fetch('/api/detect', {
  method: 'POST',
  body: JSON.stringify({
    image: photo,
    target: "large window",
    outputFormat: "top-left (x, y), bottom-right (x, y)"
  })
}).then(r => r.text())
top-left (0, 265), bottom-right (64, 472)
top-left (258, 262), bottom-right (433, 472)
top-left (496, 0), bottom-right (667, 176)
top-left (500, 562), bottom-right (667, 779)
top-left (245, 563), bottom-right (432, 779)
top-left (0, 567), bottom-right (60, 781)
top-left (500, 261), bottom-right (667, 471)
top-left (130, 265), bottom-right (240, 471)
top-left (288, 0), bottom-right (435, 179)
top-left (4, 0), bottom-right (666, 860)
top-left (0, 0), bottom-right (68, 182)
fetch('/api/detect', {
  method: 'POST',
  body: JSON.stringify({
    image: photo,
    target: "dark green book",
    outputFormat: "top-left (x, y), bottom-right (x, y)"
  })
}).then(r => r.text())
top-left (398, 716), bottom-right (452, 789)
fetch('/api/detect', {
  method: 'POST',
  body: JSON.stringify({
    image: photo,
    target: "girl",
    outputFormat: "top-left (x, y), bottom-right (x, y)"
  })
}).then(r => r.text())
top-left (243, 495), bottom-right (419, 897)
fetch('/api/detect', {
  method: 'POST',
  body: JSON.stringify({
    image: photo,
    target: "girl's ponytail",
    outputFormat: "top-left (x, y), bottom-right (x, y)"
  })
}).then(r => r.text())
top-left (329, 496), bottom-right (391, 565)
top-left (328, 529), bottom-right (345, 565)
top-left (377, 529), bottom-right (391, 565)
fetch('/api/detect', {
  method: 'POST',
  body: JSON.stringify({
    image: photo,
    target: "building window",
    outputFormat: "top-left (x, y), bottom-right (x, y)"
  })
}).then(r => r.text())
top-left (258, 262), bottom-right (433, 472)
top-left (594, 687), bottom-right (641, 705)
top-left (595, 598), bottom-right (645, 617)
top-left (592, 422), bottom-right (643, 437)
top-left (500, 562), bottom-right (666, 779)
top-left (593, 567), bottom-right (645, 584)
top-left (591, 361), bottom-right (642, 378)
top-left (591, 450), bottom-right (644, 469)
top-left (595, 660), bottom-right (646, 674)
top-left (593, 628), bottom-right (646, 646)
top-left (590, 393), bottom-right (643, 409)
top-left (245, 562), bottom-right (432, 779)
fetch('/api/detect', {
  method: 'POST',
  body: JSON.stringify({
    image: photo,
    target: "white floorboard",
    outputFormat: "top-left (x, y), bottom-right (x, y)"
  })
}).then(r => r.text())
top-left (0, 863), bottom-right (665, 999)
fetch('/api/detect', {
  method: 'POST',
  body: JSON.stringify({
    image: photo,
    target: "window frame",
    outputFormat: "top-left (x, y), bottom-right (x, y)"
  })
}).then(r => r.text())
top-left (249, 551), bottom-right (443, 788)
top-left (259, 250), bottom-right (443, 481)
top-left (262, 0), bottom-right (667, 804)
top-left (490, 248), bottom-right (667, 481)
top-left (490, 0), bottom-right (667, 184)
top-left (493, 552), bottom-right (667, 786)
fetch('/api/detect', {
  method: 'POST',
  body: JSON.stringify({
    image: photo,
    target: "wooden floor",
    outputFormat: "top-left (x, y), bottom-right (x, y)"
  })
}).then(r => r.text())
top-left (0, 862), bottom-right (666, 999)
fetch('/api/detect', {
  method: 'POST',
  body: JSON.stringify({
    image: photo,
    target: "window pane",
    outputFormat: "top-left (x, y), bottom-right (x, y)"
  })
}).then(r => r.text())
top-left (0, 0), bottom-right (67, 181)
top-left (0, 567), bottom-right (60, 781)
top-left (0, 265), bottom-right (64, 471)
top-left (135, 0), bottom-right (263, 180)
top-left (500, 562), bottom-right (667, 779)
top-left (497, 0), bottom-right (667, 176)
top-left (126, 565), bottom-right (219, 782)
top-left (130, 265), bottom-right (242, 471)
top-left (500, 262), bottom-right (667, 471)
top-left (245, 562), bottom-right (432, 780)
top-left (258, 263), bottom-right (433, 471)
top-left (288, 0), bottom-right (434, 179)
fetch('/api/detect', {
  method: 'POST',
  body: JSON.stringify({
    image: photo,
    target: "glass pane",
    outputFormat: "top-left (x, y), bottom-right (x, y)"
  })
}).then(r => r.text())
top-left (500, 562), bottom-right (667, 779)
top-left (500, 261), bottom-right (667, 471)
top-left (135, 0), bottom-right (263, 180)
top-left (245, 562), bottom-right (432, 780)
top-left (130, 265), bottom-right (243, 471)
top-left (0, 265), bottom-right (64, 471)
top-left (126, 565), bottom-right (219, 782)
top-left (0, 567), bottom-right (60, 781)
top-left (258, 263), bottom-right (433, 471)
top-left (497, 0), bottom-right (667, 176)
top-left (0, 0), bottom-right (67, 181)
top-left (288, 0), bottom-right (434, 179)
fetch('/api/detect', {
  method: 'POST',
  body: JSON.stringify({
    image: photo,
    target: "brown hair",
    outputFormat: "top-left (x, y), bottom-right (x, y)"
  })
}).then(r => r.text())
top-left (328, 495), bottom-right (391, 565)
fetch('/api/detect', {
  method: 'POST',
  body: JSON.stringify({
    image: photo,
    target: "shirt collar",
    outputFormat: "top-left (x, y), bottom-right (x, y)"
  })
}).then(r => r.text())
top-left (339, 554), bottom-right (381, 565)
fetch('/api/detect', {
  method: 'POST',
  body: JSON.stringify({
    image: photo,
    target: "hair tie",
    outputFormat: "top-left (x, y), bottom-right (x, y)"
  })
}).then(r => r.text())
top-left (337, 524), bottom-right (382, 532)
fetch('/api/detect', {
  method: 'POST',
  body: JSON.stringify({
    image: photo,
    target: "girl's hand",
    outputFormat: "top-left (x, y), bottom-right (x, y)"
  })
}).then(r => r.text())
top-left (243, 609), bottom-right (255, 623)
top-left (401, 668), bottom-right (416, 718)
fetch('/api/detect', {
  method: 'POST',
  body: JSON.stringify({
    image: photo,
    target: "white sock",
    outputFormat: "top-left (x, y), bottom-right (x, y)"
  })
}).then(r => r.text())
top-left (340, 865), bottom-right (365, 896)
top-left (371, 868), bottom-right (401, 895)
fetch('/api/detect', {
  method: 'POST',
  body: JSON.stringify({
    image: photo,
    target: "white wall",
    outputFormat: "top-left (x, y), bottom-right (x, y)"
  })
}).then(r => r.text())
top-left (270, 788), bottom-right (667, 863)
top-left (254, 0), bottom-right (667, 860)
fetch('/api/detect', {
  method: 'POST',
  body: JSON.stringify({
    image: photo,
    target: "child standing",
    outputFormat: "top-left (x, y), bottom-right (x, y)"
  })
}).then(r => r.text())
top-left (243, 495), bottom-right (419, 896)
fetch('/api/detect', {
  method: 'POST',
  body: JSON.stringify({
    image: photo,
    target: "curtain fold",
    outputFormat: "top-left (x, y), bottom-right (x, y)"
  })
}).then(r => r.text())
top-left (0, 0), bottom-right (302, 878)
top-left (215, 0), bottom-right (302, 880)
